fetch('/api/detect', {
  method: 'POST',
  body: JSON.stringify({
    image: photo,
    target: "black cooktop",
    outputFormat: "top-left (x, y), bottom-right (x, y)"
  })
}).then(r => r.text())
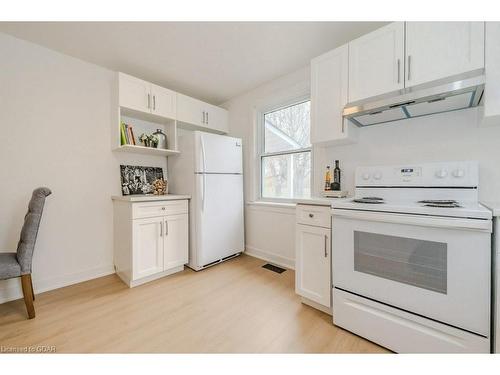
top-left (352, 197), bottom-right (385, 204)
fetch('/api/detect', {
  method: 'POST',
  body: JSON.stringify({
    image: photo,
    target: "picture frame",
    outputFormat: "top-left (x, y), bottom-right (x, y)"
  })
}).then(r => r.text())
top-left (120, 165), bottom-right (164, 195)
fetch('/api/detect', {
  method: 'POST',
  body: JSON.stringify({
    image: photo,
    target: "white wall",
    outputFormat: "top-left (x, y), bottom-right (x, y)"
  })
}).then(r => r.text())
top-left (225, 65), bottom-right (500, 268)
top-left (0, 33), bottom-right (167, 303)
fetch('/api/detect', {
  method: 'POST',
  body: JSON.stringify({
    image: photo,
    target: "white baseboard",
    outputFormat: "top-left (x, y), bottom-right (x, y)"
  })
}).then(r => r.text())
top-left (0, 264), bottom-right (115, 304)
top-left (245, 246), bottom-right (295, 270)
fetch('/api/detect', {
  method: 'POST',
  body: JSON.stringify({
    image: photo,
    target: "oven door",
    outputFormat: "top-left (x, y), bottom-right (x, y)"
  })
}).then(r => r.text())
top-left (332, 209), bottom-right (491, 336)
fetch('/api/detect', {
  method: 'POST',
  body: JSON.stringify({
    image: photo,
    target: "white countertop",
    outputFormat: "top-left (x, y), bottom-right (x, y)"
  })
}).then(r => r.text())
top-left (112, 194), bottom-right (191, 202)
top-left (481, 201), bottom-right (500, 216)
top-left (331, 199), bottom-right (492, 220)
top-left (295, 197), bottom-right (352, 207)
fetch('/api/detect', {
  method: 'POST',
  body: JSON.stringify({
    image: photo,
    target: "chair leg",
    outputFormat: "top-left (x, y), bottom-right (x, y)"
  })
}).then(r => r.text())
top-left (30, 276), bottom-right (35, 301)
top-left (21, 274), bottom-right (35, 319)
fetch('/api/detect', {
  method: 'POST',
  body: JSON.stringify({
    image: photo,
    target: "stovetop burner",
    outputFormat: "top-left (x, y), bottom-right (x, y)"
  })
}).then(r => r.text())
top-left (352, 197), bottom-right (385, 204)
top-left (418, 200), bottom-right (462, 208)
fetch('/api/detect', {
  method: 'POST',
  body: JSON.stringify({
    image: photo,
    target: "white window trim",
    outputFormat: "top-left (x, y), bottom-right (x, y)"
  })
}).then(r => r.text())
top-left (255, 94), bottom-right (313, 204)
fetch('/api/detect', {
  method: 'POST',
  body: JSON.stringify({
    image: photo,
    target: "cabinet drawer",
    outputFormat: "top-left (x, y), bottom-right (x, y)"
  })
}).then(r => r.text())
top-left (333, 288), bottom-right (489, 353)
top-left (132, 200), bottom-right (188, 219)
top-left (296, 204), bottom-right (331, 228)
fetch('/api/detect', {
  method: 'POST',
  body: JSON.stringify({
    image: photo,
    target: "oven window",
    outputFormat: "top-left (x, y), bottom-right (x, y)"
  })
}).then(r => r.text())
top-left (354, 231), bottom-right (447, 294)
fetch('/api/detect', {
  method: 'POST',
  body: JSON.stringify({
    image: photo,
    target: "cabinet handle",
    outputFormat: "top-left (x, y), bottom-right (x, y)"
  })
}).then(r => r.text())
top-left (147, 93), bottom-right (151, 109)
top-left (202, 111), bottom-right (205, 124)
top-left (407, 55), bottom-right (411, 81)
top-left (309, 213), bottom-right (314, 218)
top-left (165, 221), bottom-right (168, 236)
top-left (160, 221), bottom-right (163, 237)
top-left (341, 119), bottom-right (345, 133)
top-left (153, 95), bottom-right (156, 110)
top-left (397, 59), bottom-right (401, 83)
top-left (324, 235), bottom-right (328, 258)
top-left (206, 112), bottom-right (208, 124)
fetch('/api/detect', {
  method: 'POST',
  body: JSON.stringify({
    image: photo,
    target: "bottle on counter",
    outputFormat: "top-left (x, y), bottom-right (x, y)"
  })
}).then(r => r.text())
top-left (324, 166), bottom-right (332, 191)
top-left (331, 160), bottom-right (341, 191)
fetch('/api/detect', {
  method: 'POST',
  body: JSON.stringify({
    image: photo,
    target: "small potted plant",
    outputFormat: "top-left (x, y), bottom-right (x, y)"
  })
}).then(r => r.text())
top-left (149, 134), bottom-right (159, 148)
top-left (139, 133), bottom-right (149, 147)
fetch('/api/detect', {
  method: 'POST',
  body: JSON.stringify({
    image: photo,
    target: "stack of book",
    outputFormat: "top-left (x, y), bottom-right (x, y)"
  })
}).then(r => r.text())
top-left (120, 122), bottom-right (136, 146)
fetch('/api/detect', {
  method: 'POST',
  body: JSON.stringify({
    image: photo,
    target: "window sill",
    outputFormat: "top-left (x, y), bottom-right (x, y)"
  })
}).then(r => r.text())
top-left (247, 196), bottom-right (336, 209)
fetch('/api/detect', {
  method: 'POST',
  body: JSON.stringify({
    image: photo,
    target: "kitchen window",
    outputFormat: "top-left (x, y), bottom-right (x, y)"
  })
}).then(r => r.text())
top-left (259, 100), bottom-right (311, 200)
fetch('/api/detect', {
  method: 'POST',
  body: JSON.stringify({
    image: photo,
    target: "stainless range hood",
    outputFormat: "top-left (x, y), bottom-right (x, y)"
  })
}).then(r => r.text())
top-left (343, 70), bottom-right (485, 127)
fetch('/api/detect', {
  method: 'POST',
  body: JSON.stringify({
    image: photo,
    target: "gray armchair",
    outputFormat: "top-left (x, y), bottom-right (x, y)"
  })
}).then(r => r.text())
top-left (0, 187), bottom-right (51, 319)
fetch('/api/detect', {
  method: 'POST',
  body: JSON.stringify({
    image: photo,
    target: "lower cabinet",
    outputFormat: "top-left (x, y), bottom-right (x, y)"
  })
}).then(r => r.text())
top-left (295, 204), bottom-right (332, 313)
top-left (162, 214), bottom-right (189, 270)
top-left (113, 199), bottom-right (189, 287)
top-left (133, 216), bottom-right (165, 280)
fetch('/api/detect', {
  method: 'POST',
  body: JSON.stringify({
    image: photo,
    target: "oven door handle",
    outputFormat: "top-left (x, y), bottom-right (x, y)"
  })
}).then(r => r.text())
top-left (332, 209), bottom-right (492, 232)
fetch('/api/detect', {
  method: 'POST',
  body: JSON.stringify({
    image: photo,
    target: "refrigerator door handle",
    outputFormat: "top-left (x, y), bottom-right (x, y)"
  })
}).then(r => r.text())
top-left (202, 173), bottom-right (206, 212)
top-left (201, 136), bottom-right (206, 211)
top-left (201, 135), bottom-right (206, 173)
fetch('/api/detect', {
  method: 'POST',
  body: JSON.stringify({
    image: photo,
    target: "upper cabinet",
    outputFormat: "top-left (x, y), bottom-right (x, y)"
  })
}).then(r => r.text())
top-left (177, 93), bottom-right (228, 134)
top-left (481, 22), bottom-right (500, 125)
top-left (118, 72), bottom-right (227, 134)
top-left (119, 73), bottom-right (177, 119)
top-left (348, 22), bottom-right (405, 102)
top-left (405, 22), bottom-right (485, 87)
top-left (150, 83), bottom-right (177, 119)
top-left (348, 22), bottom-right (485, 103)
top-left (176, 93), bottom-right (205, 128)
top-left (206, 105), bottom-right (229, 134)
top-left (310, 22), bottom-right (486, 144)
top-left (311, 44), bottom-right (357, 145)
top-left (119, 73), bottom-right (152, 114)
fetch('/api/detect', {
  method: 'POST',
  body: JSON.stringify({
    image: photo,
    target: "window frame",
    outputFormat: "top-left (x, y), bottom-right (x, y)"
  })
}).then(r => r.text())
top-left (256, 95), bottom-right (312, 203)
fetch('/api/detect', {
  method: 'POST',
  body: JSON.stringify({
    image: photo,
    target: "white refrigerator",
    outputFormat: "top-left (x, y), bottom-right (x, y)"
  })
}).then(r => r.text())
top-left (169, 130), bottom-right (244, 271)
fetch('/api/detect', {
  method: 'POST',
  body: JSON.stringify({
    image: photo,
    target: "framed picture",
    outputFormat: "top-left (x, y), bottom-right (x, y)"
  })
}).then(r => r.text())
top-left (120, 165), bottom-right (164, 195)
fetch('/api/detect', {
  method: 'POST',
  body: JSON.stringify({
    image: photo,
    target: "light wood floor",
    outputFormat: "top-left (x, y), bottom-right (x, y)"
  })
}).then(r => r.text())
top-left (0, 254), bottom-right (388, 353)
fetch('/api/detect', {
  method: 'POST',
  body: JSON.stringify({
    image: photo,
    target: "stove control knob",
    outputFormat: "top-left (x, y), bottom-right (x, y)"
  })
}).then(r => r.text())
top-left (373, 172), bottom-right (383, 180)
top-left (435, 169), bottom-right (448, 178)
top-left (452, 169), bottom-right (465, 178)
top-left (362, 172), bottom-right (371, 180)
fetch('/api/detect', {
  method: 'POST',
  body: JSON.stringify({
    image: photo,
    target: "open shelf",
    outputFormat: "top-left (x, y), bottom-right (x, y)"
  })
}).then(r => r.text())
top-left (114, 144), bottom-right (180, 156)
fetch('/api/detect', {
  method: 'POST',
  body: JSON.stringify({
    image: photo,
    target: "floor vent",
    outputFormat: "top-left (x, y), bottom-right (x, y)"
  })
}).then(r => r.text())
top-left (262, 263), bottom-right (286, 274)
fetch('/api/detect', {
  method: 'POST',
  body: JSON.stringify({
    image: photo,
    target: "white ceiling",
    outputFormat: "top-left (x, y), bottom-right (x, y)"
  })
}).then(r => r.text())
top-left (0, 22), bottom-right (387, 104)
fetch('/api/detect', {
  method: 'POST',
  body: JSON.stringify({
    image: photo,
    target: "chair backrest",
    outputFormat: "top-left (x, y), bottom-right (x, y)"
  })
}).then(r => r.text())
top-left (16, 187), bottom-right (52, 274)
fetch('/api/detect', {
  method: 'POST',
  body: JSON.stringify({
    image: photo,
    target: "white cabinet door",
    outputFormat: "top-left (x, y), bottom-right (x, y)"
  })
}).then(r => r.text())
top-left (483, 22), bottom-right (500, 123)
top-left (205, 105), bottom-right (229, 134)
top-left (295, 224), bottom-right (331, 307)
top-left (132, 217), bottom-right (164, 280)
top-left (151, 84), bottom-right (177, 119)
top-left (405, 22), bottom-right (485, 88)
top-left (177, 93), bottom-right (228, 133)
top-left (349, 22), bottom-right (405, 102)
top-left (177, 93), bottom-right (205, 127)
top-left (119, 73), bottom-right (151, 113)
top-left (163, 214), bottom-right (189, 270)
top-left (311, 44), bottom-right (357, 145)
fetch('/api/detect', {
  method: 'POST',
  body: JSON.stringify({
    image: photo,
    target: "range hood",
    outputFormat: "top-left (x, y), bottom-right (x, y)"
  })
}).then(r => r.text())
top-left (343, 71), bottom-right (485, 127)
